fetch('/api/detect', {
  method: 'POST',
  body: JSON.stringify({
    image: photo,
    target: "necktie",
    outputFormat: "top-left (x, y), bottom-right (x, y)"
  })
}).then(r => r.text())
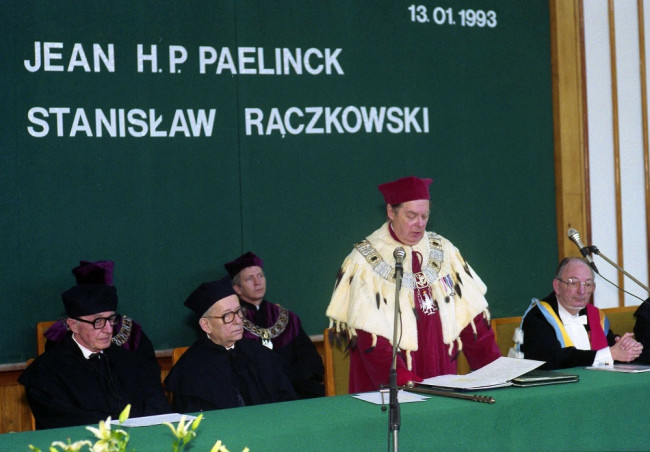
top-left (89, 352), bottom-right (109, 378)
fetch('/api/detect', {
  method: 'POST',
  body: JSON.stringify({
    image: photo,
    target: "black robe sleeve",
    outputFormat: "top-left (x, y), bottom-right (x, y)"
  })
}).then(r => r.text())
top-left (634, 300), bottom-right (650, 364)
top-left (277, 327), bottom-right (325, 399)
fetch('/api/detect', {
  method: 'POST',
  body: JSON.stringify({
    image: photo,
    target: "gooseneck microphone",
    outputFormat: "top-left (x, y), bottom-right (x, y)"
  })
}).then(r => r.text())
top-left (567, 228), bottom-right (598, 272)
top-left (567, 229), bottom-right (650, 299)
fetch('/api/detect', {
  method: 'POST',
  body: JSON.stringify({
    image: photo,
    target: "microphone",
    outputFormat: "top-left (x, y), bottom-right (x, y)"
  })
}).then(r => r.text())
top-left (393, 247), bottom-right (405, 266)
top-left (567, 228), bottom-right (598, 272)
top-left (394, 247), bottom-right (406, 277)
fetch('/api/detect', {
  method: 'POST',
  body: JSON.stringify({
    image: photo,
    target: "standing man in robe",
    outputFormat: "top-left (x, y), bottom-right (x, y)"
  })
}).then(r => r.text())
top-left (19, 284), bottom-right (170, 429)
top-left (225, 252), bottom-right (325, 398)
top-left (164, 276), bottom-right (297, 412)
top-left (518, 257), bottom-right (642, 369)
top-left (326, 176), bottom-right (500, 393)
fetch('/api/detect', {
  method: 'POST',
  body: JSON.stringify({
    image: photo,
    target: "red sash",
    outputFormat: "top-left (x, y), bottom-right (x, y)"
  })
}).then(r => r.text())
top-left (586, 304), bottom-right (608, 350)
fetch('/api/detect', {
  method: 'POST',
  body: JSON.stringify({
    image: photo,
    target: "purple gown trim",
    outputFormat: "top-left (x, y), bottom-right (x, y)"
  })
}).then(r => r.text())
top-left (242, 300), bottom-right (301, 349)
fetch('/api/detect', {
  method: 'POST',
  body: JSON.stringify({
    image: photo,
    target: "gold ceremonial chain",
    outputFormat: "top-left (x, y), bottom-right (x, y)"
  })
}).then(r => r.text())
top-left (353, 232), bottom-right (444, 288)
top-left (242, 305), bottom-right (289, 340)
top-left (111, 315), bottom-right (132, 347)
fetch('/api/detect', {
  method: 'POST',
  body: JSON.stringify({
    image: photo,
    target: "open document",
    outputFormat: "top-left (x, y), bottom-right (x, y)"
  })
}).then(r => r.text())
top-left (419, 357), bottom-right (544, 390)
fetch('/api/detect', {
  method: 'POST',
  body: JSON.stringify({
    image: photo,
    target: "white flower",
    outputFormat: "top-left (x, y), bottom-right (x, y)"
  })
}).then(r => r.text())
top-left (90, 441), bottom-right (110, 452)
top-left (210, 440), bottom-right (229, 452)
top-left (86, 418), bottom-right (112, 442)
top-left (165, 414), bottom-right (204, 452)
top-left (49, 440), bottom-right (92, 451)
top-left (85, 411), bottom-right (129, 452)
top-left (164, 415), bottom-right (190, 439)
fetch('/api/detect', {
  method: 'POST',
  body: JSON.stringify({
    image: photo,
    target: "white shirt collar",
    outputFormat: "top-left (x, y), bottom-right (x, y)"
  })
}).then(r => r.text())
top-left (558, 303), bottom-right (587, 325)
top-left (72, 334), bottom-right (102, 359)
top-left (558, 304), bottom-right (590, 350)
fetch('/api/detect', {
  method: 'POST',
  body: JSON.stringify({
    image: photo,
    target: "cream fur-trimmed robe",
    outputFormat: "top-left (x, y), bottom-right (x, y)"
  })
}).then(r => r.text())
top-left (326, 222), bottom-right (491, 358)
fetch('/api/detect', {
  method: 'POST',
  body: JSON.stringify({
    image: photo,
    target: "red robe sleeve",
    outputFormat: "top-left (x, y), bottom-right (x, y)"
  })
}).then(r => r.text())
top-left (459, 313), bottom-right (501, 371)
top-left (349, 330), bottom-right (422, 392)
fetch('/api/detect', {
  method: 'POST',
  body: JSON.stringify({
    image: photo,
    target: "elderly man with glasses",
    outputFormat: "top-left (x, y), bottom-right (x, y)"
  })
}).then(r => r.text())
top-left (41, 260), bottom-right (157, 363)
top-left (19, 284), bottom-right (170, 429)
top-left (164, 276), bottom-right (297, 413)
top-left (225, 251), bottom-right (325, 399)
top-left (517, 257), bottom-right (643, 369)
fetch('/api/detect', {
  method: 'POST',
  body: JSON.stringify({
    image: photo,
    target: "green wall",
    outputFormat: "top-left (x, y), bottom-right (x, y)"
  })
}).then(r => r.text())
top-left (1, 0), bottom-right (556, 364)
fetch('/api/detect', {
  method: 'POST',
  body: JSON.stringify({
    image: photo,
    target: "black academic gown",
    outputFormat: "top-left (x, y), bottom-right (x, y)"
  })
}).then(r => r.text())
top-left (241, 299), bottom-right (325, 399)
top-left (19, 334), bottom-right (170, 429)
top-left (634, 299), bottom-right (650, 363)
top-left (164, 336), bottom-right (297, 413)
top-left (521, 293), bottom-right (616, 369)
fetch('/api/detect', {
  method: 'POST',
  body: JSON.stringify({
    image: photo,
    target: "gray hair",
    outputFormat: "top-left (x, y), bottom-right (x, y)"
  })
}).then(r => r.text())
top-left (555, 257), bottom-right (595, 280)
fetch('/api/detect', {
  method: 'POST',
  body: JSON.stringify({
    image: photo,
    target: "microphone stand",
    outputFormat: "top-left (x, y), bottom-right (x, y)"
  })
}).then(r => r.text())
top-left (589, 246), bottom-right (650, 293)
top-left (388, 260), bottom-right (403, 452)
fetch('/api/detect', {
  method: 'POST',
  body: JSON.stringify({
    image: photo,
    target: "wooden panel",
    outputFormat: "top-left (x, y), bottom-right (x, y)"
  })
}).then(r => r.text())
top-left (323, 329), bottom-right (350, 396)
top-left (550, 0), bottom-right (590, 260)
top-left (456, 351), bottom-right (470, 375)
top-left (602, 305), bottom-right (638, 336)
top-left (171, 347), bottom-right (189, 367)
top-left (0, 370), bottom-right (32, 434)
top-left (491, 316), bottom-right (523, 357)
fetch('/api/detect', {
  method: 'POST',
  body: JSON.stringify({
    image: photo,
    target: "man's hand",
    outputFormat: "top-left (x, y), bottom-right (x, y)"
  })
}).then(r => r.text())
top-left (610, 332), bottom-right (643, 362)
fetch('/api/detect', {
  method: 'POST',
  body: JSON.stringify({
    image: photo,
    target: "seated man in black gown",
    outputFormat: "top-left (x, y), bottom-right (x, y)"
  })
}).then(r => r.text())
top-left (164, 276), bottom-right (297, 412)
top-left (43, 260), bottom-right (156, 362)
top-left (19, 284), bottom-right (170, 429)
top-left (518, 257), bottom-right (642, 369)
top-left (225, 251), bottom-right (325, 398)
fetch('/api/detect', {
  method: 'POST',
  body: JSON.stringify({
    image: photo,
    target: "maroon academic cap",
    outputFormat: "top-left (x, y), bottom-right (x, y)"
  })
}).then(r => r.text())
top-left (72, 260), bottom-right (114, 285)
top-left (184, 276), bottom-right (236, 316)
top-left (377, 176), bottom-right (433, 204)
top-left (224, 251), bottom-right (264, 278)
top-left (62, 284), bottom-right (118, 318)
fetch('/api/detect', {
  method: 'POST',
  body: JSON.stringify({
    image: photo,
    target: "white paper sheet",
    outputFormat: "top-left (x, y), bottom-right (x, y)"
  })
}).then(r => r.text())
top-left (353, 389), bottom-right (429, 405)
top-left (420, 357), bottom-right (544, 390)
top-left (111, 412), bottom-right (197, 427)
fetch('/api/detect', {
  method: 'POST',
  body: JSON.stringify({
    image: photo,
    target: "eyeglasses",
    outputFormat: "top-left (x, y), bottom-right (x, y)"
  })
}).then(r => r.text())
top-left (74, 313), bottom-right (121, 329)
top-left (203, 307), bottom-right (246, 324)
top-left (556, 278), bottom-right (596, 291)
